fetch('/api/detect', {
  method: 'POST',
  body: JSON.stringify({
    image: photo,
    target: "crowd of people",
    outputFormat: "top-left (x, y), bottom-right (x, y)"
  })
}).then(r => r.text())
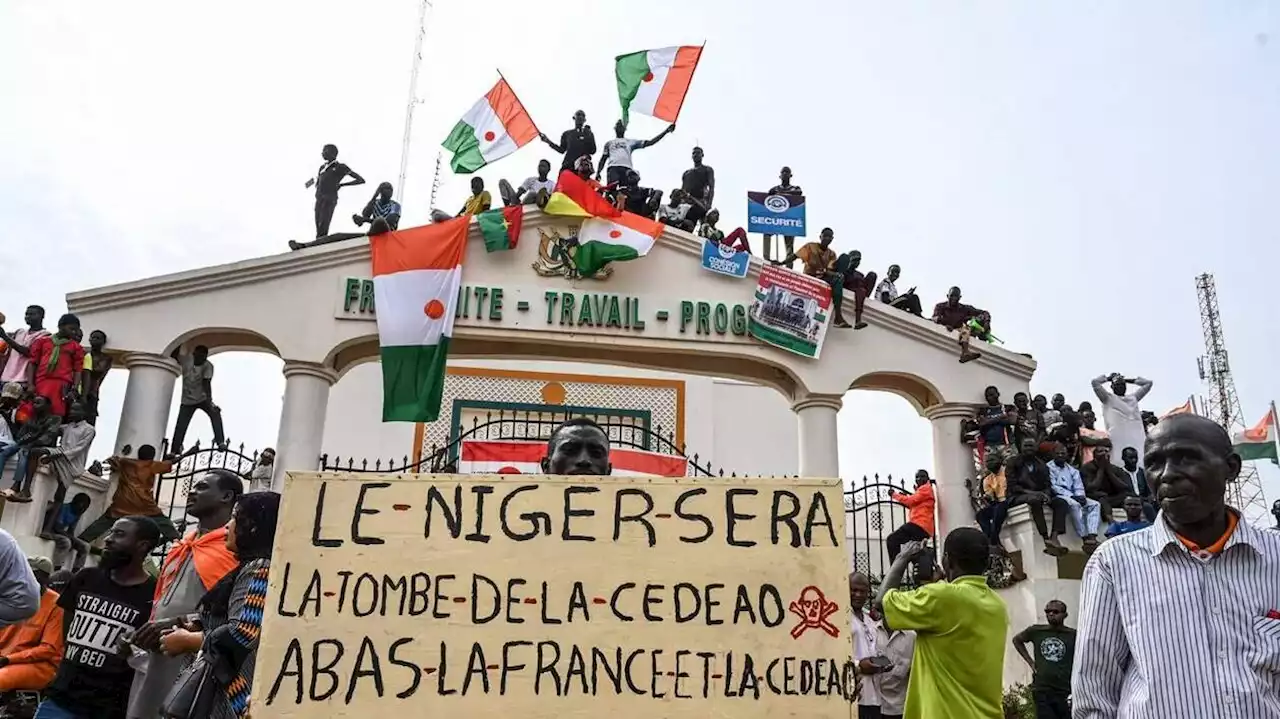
top-left (290, 120), bottom-right (1001, 363)
top-left (0, 472), bottom-right (281, 719)
top-left (965, 374), bottom-right (1160, 558)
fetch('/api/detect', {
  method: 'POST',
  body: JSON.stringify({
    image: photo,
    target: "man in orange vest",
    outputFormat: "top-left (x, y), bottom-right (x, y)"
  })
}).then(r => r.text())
top-left (0, 556), bottom-right (64, 691)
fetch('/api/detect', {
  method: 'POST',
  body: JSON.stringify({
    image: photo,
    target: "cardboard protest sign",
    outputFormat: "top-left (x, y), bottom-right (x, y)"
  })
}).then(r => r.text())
top-left (253, 473), bottom-right (855, 718)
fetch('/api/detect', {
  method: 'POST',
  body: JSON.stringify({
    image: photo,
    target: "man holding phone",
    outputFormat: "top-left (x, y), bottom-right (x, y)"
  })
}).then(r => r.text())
top-left (849, 572), bottom-right (889, 718)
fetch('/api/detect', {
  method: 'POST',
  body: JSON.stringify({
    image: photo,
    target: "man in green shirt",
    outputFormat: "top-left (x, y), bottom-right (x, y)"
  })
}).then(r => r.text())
top-left (873, 528), bottom-right (1007, 719)
top-left (1011, 600), bottom-right (1075, 719)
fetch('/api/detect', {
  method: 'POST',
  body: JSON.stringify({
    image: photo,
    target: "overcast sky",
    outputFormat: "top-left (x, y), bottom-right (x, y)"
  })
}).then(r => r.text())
top-left (2, 1), bottom-right (1276, 509)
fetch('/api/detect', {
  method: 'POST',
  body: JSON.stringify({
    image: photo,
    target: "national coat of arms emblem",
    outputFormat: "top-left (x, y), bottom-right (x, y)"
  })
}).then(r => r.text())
top-left (531, 227), bottom-right (613, 280)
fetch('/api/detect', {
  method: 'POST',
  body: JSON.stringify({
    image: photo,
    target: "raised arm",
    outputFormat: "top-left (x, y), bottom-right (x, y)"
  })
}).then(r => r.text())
top-left (1130, 377), bottom-right (1153, 401)
top-left (0, 328), bottom-right (33, 357)
top-left (595, 148), bottom-right (609, 180)
top-left (639, 124), bottom-right (676, 149)
top-left (1073, 554), bottom-right (1129, 718)
top-left (539, 132), bottom-right (564, 154)
top-left (1091, 375), bottom-right (1111, 403)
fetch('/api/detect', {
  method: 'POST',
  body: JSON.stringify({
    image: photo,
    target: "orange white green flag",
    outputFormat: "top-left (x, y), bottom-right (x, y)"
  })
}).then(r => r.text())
top-left (542, 170), bottom-right (662, 276)
top-left (1232, 404), bottom-right (1279, 464)
top-left (370, 220), bottom-right (468, 422)
top-left (615, 46), bottom-right (703, 124)
top-left (442, 78), bottom-right (538, 174)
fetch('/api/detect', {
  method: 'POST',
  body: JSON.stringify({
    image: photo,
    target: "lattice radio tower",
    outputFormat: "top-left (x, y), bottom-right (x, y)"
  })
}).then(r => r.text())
top-left (1195, 273), bottom-right (1268, 522)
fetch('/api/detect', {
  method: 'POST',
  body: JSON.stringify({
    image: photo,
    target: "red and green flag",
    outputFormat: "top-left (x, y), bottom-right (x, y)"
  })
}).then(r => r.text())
top-left (476, 206), bottom-right (523, 252)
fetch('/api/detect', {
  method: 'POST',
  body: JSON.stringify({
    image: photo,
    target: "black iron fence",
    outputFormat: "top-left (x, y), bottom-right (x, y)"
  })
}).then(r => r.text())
top-left (150, 441), bottom-right (264, 557)
top-left (320, 410), bottom-right (741, 478)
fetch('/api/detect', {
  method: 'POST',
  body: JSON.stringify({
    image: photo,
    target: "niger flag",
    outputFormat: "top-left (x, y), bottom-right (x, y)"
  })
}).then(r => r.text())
top-left (542, 170), bottom-right (661, 275)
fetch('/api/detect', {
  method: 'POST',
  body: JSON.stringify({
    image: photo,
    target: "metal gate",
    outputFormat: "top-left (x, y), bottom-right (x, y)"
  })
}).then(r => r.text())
top-left (320, 410), bottom-right (738, 478)
top-left (151, 441), bottom-right (263, 556)
top-left (844, 475), bottom-right (923, 589)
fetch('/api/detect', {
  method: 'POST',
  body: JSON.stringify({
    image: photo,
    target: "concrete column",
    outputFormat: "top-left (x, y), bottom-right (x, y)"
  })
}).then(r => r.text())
top-left (272, 362), bottom-right (338, 491)
top-left (792, 393), bottom-right (843, 478)
top-left (925, 402), bottom-right (981, 537)
top-left (113, 352), bottom-right (180, 454)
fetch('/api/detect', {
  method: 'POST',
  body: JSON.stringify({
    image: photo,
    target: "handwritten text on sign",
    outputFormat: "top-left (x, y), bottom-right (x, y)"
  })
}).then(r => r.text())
top-left (252, 473), bottom-right (854, 718)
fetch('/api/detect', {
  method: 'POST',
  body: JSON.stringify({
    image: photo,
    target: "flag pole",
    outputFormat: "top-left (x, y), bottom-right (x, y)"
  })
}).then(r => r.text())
top-left (1271, 399), bottom-right (1279, 464)
top-left (497, 69), bottom-right (542, 137)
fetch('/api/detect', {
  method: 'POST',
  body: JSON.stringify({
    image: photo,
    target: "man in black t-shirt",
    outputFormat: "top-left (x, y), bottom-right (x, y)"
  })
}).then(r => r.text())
top-left (539, 110), bottom-right (597, 172)
top-left (304, 144), bottom-right (366, 238)
top-left (1012, 600), bottom-right (1076, 719)
top-left (39, 516), bottom-right (159, 719)
top-left (680, 147), bottom-right (715, 224)
top-left (762, 166), bottom-right (802, 266)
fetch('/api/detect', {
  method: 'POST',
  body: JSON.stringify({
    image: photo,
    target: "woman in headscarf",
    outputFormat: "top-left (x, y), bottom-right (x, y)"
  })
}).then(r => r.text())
top-left (160, 491), bottom-right (280, 718)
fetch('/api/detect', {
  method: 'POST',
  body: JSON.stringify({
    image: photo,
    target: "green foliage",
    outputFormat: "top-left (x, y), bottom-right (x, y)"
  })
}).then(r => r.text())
top-left (1003, 683), bottom-right (1035, 719)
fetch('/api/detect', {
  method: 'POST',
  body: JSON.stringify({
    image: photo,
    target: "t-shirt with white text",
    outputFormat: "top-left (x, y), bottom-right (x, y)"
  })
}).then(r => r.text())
top-left (48, 567), bottom-right (156, 719)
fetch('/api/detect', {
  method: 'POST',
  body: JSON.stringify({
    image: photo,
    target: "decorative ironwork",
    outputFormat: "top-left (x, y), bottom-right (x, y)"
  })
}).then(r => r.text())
top-left (320, 410), bottom-right (739, 478)
top-left (844, 474), bottom-right (931, 591)
top-left (151, 441), bottom-right (263, 557)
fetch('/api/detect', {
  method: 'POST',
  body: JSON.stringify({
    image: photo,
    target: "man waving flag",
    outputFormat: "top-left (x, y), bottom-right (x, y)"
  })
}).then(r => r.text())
top-left (443, 77), bottom-right (538, 174)
top-left (543, 171), bottom-right (663, 276)
top-left (615, 46), bottom-right (704, 124)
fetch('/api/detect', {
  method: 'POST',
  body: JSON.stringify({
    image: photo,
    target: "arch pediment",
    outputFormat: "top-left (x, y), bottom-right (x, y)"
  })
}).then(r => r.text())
top-left (67, 210), bottom-right (1034, 410)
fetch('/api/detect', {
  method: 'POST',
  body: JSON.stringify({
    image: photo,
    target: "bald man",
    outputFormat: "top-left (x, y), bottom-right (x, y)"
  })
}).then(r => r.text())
top-left (849, 572), bottom-right (885, 718)
top-left (1074, 414), bottom-right (1280, 717)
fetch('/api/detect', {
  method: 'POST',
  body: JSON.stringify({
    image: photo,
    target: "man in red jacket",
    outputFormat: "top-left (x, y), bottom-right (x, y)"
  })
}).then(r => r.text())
top-left (886, 470), bottom-right (937, 561)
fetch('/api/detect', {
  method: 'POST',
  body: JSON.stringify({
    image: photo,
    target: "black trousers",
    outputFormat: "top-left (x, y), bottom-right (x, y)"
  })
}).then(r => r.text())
top-left (889, 292), bottom-right (923, 316)
top-left (1008, 493), bottom-right (1068, 537)
top-left (858, 705), bottom-right (882, 719)
top-left (886, 522), bottom-right (930, 560)
top-left (171, 399), bottom-right (225, 453)
top-left (976, 500), bottom-right (1010, 544)
top-left (1033, 688), bottom-right (1070, 719)
top-left (314, 194), bottom-right (338, 237)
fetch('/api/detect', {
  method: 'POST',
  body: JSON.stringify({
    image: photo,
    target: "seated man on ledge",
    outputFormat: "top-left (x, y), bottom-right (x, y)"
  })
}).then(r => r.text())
top-left (0, 557), bottom-right (63, 693)
top-left (775, 228), bottom-right (852, 329)
top-left (289, 181), bottom-right (399, 251)
top-left (697, 210), bottom-right (750, 253)
top-left (876, 264), bottom-right (923, 316)
top-left (931, 286), bottom-right (990, 363)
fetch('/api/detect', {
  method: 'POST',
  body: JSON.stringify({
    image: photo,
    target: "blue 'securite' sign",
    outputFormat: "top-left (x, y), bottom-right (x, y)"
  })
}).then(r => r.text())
top-left (747, 191), bottom-right (807, 237)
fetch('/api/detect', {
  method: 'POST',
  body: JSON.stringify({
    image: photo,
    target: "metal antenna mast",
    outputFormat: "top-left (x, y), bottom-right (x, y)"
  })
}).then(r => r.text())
top-left (396, 0), bottom-right (433, 204)
top-left (1195, 273), bottom-right (1268, 522)
top-left (428, 152), bottom-right (443, 210)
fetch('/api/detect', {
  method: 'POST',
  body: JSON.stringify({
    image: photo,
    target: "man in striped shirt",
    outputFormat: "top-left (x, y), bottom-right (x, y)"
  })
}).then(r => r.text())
top-left (1074, 414), bottom-right (1280, 718)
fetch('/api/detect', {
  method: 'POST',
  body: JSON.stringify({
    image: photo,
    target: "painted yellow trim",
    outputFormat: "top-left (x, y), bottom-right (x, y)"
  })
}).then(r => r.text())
top-left (411, 366), bottom-right (686, 457)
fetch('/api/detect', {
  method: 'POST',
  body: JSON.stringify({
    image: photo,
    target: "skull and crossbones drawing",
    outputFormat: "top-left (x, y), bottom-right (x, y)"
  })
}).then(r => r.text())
top-left (788, 585), bottom-right (840, 639)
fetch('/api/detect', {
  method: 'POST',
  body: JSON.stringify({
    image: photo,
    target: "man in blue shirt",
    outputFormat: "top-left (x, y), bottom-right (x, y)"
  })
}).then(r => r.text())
top-left (47, 492), bottom-right (91, 571)
top-left (1104, 495), bottom-right (1152, 538)
top-left (1048, 443), bottom-right (1101, 553)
